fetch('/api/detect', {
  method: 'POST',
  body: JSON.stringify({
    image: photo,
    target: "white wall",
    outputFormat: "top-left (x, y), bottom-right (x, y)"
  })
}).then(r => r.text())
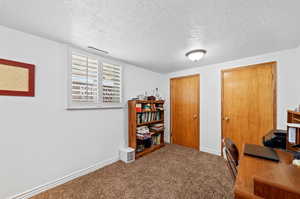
top-left (0, 25), bottom-right (165, 199)
top-left (164, 47), bottom-right (300, 155)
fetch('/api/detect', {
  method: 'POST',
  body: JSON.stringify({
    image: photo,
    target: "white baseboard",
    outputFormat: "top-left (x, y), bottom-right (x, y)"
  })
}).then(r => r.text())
top-left (8, 156), bottom-right (119, 199)
top-left (200, 146), bottom-right (221, 156)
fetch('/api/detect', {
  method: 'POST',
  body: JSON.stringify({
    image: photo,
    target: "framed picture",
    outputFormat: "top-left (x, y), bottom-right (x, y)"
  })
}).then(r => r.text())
top-left (0, 58), bottom-right (35, 96)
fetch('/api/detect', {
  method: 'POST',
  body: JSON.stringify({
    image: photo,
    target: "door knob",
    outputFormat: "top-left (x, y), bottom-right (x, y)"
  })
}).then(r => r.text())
top-left (193, 114), bottom-right (198, 120)
top-left (223, 117), bottom-right (230, 121)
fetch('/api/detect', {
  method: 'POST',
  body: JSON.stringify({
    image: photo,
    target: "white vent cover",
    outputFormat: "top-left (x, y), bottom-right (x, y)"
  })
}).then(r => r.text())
top-left (119, 147), bottom-right (135, 163)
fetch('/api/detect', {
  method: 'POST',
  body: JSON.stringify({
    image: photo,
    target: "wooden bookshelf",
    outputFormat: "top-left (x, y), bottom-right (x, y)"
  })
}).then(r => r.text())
top-left (128, 100), bottom-right (165, 159)
top-left (287, 110), bottom-right (300, 152)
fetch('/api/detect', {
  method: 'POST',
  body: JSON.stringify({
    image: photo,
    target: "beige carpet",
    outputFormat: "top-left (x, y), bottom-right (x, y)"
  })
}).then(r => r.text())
top-left (31, 144), bottom-right (233, 199)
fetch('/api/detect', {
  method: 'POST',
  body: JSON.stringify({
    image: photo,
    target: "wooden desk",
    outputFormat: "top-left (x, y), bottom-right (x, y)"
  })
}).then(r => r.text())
top-left (234, 146), bottom-right (300, 199)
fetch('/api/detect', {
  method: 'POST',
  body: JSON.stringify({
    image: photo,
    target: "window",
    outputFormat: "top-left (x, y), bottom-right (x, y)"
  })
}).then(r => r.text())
top-left (102, 63), bottom-right (122, 104)
top-left (68, 49), bottom-right (122, 109)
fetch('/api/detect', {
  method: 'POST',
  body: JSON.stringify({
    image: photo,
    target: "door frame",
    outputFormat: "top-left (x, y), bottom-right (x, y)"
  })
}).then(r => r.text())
top-left (221, 62), bottom-right (277, 154)
top-left (170, 74), bottom-right (200, 150)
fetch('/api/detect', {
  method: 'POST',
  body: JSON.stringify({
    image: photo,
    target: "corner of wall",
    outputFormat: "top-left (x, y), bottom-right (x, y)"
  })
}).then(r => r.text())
top-left (200, 146), bottom-right (221, 156)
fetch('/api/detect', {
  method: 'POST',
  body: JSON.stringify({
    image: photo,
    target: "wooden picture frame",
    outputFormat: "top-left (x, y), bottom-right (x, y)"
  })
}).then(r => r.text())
top-left (0, 58), bottom-right (35, 96)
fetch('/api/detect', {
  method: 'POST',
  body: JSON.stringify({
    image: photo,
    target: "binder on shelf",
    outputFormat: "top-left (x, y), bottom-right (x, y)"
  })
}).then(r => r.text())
top-left (288, 127), bottom-right (297, 144)
top-left (286, 111), bottom-right (300, 152)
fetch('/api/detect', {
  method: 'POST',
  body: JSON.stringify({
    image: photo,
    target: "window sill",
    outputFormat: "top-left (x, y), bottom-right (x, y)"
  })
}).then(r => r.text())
top-left (66, 106), bottom-right (123, 110)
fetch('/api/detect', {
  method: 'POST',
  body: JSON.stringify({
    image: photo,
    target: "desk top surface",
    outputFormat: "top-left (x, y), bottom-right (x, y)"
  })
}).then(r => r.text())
top-left (234, 146), bottom-right (300, 196)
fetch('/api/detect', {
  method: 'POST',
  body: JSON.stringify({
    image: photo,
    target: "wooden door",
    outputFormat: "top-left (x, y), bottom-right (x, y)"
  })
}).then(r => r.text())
top-left (222, 62), bottom-right (277, 153)
top-left (171, 74), bottom-right (200, 150)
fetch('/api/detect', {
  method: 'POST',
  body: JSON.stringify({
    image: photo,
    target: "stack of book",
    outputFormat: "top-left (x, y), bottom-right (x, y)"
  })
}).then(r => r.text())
top-left (136, 126), bottom-right (151, 140)
top-left (142, 103), bottom-right (151, 111)
top-left (156, 104), bottom-right (164, 111)
top-left (149, 123), bottom-right (164, 132)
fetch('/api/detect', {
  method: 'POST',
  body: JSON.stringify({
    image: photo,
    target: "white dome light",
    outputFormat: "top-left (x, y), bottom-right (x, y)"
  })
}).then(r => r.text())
top-left (186, 49), bottom-right (207, 62)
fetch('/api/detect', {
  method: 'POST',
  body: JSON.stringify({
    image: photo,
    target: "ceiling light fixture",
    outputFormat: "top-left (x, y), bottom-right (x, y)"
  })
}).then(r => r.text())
top-left (185, 49), bottom-right (207, 62)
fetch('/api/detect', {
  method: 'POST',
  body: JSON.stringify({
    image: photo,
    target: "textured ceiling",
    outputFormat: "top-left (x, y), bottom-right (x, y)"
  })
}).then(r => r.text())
top-left (0, 0), bottom-right (300, 73)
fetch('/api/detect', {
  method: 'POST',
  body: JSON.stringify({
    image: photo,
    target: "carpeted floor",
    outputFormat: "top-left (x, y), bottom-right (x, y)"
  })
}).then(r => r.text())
top-left (30, 144), bottom-right (233, 199)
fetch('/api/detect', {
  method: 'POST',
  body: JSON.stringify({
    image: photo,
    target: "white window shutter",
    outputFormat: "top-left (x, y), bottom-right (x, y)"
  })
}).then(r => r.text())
top-left (102, 63), bottom-right (122, 105)
top-left (71, 53), bottom-right (99, 104)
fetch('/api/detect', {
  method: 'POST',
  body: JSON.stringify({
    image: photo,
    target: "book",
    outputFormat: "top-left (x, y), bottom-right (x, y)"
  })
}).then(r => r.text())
top-left (151, 134), bottom-right (161, 145)
top-left (136, 104), bottom-right (142, 112)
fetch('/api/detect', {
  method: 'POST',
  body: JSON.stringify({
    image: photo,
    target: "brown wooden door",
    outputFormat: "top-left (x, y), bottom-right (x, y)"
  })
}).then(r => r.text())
top-left (171, 74), bottom-right (200, 150)
top-left (222, 62), bottom-right (277, 153)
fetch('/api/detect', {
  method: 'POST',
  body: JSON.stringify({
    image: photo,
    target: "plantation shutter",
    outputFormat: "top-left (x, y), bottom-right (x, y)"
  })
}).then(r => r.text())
top-left (102, 63), bottom-right (122, 104)
top-left (71, 53), bottom-right (99, 104)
